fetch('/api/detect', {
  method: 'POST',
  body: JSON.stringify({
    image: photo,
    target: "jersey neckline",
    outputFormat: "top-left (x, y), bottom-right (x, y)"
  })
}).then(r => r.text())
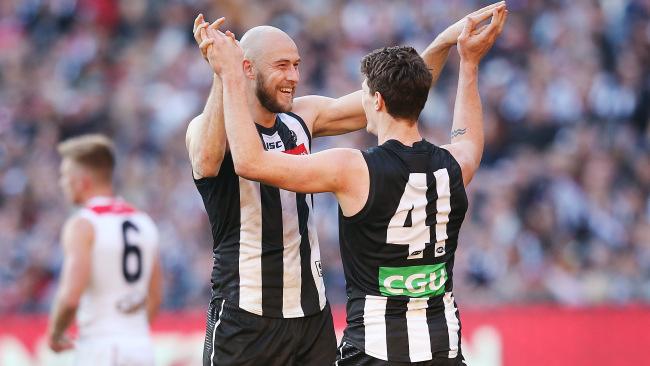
top-left (84, 195), bottom-right (120, 207)
top-left (255, 115), bottom-right (282, 136)
top-left (382, 138), bottom-right (432, 151)
top-left (84, 196), bottom-right (136, 214)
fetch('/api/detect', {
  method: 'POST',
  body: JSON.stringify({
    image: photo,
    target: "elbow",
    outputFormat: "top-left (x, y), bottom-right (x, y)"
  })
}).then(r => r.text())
top-left (232, 158), bottom-right (257, 180)
top-left (61, 296), bottom-right (80, 313)
top-left (232, 150), bottom-right (267, 181)
top-left (231, 148), bottom-right (265, 180)
top-left (193, 153), bottom-right (222, 178)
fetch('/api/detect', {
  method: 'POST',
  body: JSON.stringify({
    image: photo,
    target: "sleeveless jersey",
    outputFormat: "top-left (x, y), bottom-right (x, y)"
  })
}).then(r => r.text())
top-left (76, 196), bottom-right (159, 339)
top-left (339, 139), bottom-right (469, 362)
top-left (194, 112), bottom-right (326, 318)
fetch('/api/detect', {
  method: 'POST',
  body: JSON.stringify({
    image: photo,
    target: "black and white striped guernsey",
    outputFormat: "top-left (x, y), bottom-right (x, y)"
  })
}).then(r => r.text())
top-left (339, 139), bottom-right (469, 362)
top-left (195, 112), bottom-right (326, 318)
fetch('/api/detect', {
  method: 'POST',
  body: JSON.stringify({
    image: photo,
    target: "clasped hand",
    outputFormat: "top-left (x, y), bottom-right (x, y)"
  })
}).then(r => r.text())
top-left (192, 14), bottom-right (244, 78)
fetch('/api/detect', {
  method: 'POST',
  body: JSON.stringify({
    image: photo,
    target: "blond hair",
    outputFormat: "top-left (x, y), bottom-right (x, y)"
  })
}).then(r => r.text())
top-left (57, 134), bottom-right (115, 182)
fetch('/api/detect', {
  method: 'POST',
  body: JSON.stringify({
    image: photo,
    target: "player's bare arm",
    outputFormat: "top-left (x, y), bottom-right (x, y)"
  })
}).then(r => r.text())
top-left (293, 1), bottom-right (505, 138)
top-left (292, 91), bottom-right (367, 138)
top-left (205, 27), bottom-right (368, 215)
top-left (186, 14), bottom-right (228, 179)
top-left (421, 1), bottom-right (505, 84)
top-left (441, 6), bottom-right (508, 187)
top-left (146, 251), bottom-right (163, 323)
top-left (47, 215), bottom-right (94, 352)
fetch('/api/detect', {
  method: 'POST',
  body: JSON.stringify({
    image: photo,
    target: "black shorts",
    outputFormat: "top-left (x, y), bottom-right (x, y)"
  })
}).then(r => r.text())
top-left (203, 298), bottom-right (336, 366)
top-left (335, 339), bottom-right (467, 366)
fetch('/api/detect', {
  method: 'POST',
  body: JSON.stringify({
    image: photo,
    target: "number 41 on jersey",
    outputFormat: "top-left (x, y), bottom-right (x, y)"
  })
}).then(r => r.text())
top-left (386, 169), bottom-right (450, 260)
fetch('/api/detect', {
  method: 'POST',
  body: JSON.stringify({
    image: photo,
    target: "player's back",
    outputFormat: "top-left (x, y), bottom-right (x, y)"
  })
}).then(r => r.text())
top-left (339, 139), bottom-right (468, 363)
top-left (76, 196), bottom-right (159, 340)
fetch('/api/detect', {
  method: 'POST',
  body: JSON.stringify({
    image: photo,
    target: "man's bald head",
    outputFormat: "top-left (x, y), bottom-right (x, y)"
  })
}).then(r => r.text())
top-left (239, 25), bottom-right (301, 114)
top-left (240, 26), bottom-right (298, 62)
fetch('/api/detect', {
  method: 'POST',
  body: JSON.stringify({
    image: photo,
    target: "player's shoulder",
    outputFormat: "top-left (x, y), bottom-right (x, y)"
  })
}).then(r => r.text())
top-left (291, 95), bottom-right (329, 130)
top-left (80, 197), bottom-right (158, 228)
top-left (83, 197), bottom-right (159, 243)
top-left (186, 114), bottom-right (201, 136)
top-left (185, 113), bottom-right (205, 151)
top-left (60, 213), bottom-right (95, 250)
top-left (438, 142), bottom-right (469, 169)
top-left (83, 197), bottom-right (139, 216)
top-left (277, 110), bottom-right (309, 130)
top-left (63, 213), bottom-right (94, 232)
top-left (292, 94), bottom-right (324, 111)
top-left (359, 144), bottom-right (393, 168)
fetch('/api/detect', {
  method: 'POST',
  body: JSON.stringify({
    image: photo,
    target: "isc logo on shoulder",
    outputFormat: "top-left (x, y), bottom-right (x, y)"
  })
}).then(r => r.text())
top-left (378, 263), bottom-right (447, 297)
top-left (265, 141), bottom-right (283, 150)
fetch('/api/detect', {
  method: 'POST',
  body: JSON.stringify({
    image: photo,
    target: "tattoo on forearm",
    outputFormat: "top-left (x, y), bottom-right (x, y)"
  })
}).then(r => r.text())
top-left (451, 128), bottom-right (467, 138)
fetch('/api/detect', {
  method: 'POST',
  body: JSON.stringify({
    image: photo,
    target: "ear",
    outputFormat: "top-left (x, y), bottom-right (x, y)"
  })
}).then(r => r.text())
top-left (78, 171), bottom-right (95, 193)
top-left (243, 59), bottom-right (255, 80)
top-left (79, 175), bottom-right (91, 192)
top-left (374, 91), bottom-right (384, 112)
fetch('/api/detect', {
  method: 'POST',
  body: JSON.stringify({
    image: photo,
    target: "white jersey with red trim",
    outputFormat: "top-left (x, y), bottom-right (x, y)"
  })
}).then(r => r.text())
top-left (76, 196), bottom-right (159, 339)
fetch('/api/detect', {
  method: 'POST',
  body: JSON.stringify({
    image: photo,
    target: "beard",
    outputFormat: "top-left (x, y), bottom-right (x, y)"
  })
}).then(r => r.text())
top-left (255, 75), bottom-right (292, 114)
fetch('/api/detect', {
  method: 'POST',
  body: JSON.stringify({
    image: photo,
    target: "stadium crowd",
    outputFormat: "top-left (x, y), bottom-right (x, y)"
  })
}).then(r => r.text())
top-left (1, 0), bottom-right (648, 313)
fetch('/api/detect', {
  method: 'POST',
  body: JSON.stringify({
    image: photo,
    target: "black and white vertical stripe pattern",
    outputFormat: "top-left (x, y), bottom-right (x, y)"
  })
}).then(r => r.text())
top-left (357, 292), bottom-right (461, 362)
top-left (356, 167), bottom-right (460, 361)
top-left (237, 113), bottom-right (325, 317)
top-left (337, 140), bottom-right (468, 362)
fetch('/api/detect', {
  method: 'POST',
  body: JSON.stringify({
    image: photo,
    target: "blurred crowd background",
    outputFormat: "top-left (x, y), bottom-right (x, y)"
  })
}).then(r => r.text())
top-left (1, 0), bottom-right (648, 314)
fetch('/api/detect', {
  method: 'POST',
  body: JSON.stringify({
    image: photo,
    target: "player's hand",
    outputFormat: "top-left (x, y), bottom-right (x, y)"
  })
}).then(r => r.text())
top-left (47, 332), bottom-right (75, 353)
top-left (203, 25), bottom-right (244, 78)
top-left (434, 1), bottom-right (505, 47)
top-left (457, 5), bottom-right (507, 66)
top-left (193, 13), bottom-right (225, 61)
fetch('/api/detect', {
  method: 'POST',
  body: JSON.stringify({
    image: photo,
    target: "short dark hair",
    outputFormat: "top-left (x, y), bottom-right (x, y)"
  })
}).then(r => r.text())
top-left (360, 46), bottom-right (432, 121)
top-left (57, 134), bottom-right (115, 181)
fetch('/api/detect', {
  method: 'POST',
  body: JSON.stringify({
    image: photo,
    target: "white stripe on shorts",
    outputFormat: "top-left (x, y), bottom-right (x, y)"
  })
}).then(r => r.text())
top-left (210, 300), bottom-right (225, 365)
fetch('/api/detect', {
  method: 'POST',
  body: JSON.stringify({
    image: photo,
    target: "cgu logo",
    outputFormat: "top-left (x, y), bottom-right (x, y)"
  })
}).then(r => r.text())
top-left (378, 263), bottom-right (447, 297)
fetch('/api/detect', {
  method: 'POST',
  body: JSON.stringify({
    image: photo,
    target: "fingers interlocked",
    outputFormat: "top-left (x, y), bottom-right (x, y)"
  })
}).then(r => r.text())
top-left (193, 14), bottom-right (227, 60)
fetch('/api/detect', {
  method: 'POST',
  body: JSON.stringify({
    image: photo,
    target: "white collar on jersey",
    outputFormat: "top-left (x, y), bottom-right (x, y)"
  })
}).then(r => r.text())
top-left (84, 195), bottom-right (122, 207)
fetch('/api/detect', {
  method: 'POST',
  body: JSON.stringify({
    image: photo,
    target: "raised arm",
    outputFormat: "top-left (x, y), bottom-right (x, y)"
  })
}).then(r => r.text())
top-left (186, 15), bottom-right (228, 179)
top-left (421, 1), bottom-right (505, 85)
top-left (47, 215), bottom-right (94, 353)
top-left (442, 6), bottom-right (507, 187)
top-left (292, 91), bottom-right (366, 138)
top-left (292, 2), bottom-right (504, 139)
top-left (186, 76), bottom-right (226, 178)
top-left (205, 28), bottom-right (367, 211)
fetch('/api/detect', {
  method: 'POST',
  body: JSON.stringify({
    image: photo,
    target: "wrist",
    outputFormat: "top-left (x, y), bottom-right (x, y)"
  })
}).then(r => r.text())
top-left (220, 69), bottom-right (244, 85)
top-left (431, 35), bottom-right (455, 50)
top-left (48, 328), bottom-right (62, 340)
top-left (459, 60), bottom-right (479, 72)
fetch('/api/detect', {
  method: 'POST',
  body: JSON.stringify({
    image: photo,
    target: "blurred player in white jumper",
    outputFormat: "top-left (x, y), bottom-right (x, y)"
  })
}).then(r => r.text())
top-left (47, 134), bottom-right (163, 366)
